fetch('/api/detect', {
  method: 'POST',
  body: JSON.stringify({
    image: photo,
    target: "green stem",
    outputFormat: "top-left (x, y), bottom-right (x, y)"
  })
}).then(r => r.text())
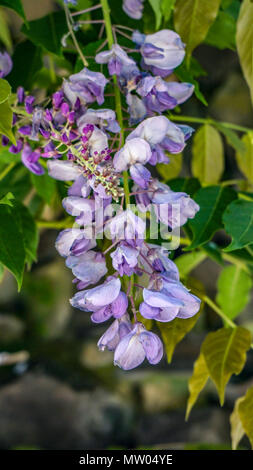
top-left (202, 295), bottom-right (236, 328)
top-left (0, 162), bottom-right (16, 181)
top-left (169, 114), bottom-right (252, 133)
top-left (36, 218), bottom-right (74, 229)
top-left (64, 3), bottom-right (88, 67)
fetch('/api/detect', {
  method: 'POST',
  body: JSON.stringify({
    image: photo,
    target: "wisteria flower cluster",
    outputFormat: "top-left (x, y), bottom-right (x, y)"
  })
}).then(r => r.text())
top-left (2, 11), bottom-right (201, 370)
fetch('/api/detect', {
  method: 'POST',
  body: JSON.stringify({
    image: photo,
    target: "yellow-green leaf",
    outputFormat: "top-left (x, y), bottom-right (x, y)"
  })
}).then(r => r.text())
top-left (235, 132), bottom-right (253, 184)
top-left (175, 251), bottom-right (206, 278)
top-left (159, 311), bottom-right (201, 364)
top-left (231, 386), bottom-right (253, 449)
top-left (186, 352), bottom-right (209, 420)
top-left (174, 0), bottom-right (221, 63)
top-left (202, 327), bottom-right (252, 405)
top-left (230, 396), bottom-right (246, 450)
top-left (236, 0), bottom-right (253, 104)
top-left (216, 265), bottom-right (252, 322)
top-left (192, 124), bottom-right (224, 184)
top-left (157, 153), bottom-right (182, 181)
top-left (0, 100), bottom-right (16, 145)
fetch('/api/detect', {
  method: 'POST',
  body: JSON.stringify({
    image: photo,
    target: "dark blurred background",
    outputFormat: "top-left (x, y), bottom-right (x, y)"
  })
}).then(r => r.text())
top-left (0, 0), bottom-right (252, 450)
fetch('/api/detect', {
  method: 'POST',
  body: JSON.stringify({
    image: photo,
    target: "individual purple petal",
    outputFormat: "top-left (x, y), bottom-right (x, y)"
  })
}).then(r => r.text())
top-left (78, 108), bottom-right (120, 133)
top-left (70, 277), bottom-right (121, 312)
top-left (55, 228), bottom-right (96, 257)
top-left (63, 68), bottom-right (108, 106)
top-left (108, 209), bottom-right (145, 246)
top-left (66, 251), bottom-right (107, 288)
top-left (95, 44), bottom-right (136, 76)
top-left (0, 52), bottom-right (12, 78)
top-left (21, 143), bottom-right (44, 175)
top-left (130, 163), bottom-right (151, 189)
top-left (138, 329), bottom-right (163, 364)
top-left (47, 160), bottom-right (82, 181)
top-left (126, 93), bottom-right (147, 125)
top-left (114, 328), bottom-right (146, 370)
top-left (97, 314), bottom-right (133, 352)
top-left (62, 196), bottom-right (95, 217)
top-left (17, 86), bottom-right (25, 103)
top-left (25, 95), bottom-right (35, 114)
top-left (127, 115), bottom-right (170, 145)
top-left (113, 138), bottom-right (151, 172)
top-left (68, 175), bottom-right (91, 197)
top-left (123, 0), bottom-right (144, 19)
top-left (111, 243), bottom-right (139, 276)
top-left (111, 291), bottom-right (128, 318)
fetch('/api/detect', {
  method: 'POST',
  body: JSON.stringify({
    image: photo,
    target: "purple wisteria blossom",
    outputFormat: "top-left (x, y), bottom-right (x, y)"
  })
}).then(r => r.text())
top-left (114, 323), bottom-right (163, 370)
top-left (7, 17), bottom-right (201, 371)
top-left (113, 137), bottom-right (151, 171)
top-left (123, 0), bottom-right (144, 19)
top-left (137, 77), bottom-right (194, 113)
top-left (111, 243), bottom-right (139, 276)
top-left (63, 68), bottom-right (108, 106)
top-left (95, 44), bottom-right (136, 76)
top-left (21, 143), bottom-right (44, 175)
top-left (140, 30), bottom-right (185, 76)
top-left (98, 314), bottom-right (133, 352)
top-left (0, 52), bottom-right (12, 78)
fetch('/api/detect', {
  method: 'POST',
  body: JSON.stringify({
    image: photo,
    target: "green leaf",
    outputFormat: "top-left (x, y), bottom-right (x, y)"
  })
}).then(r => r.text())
top-left (186, 186), bottom-right (236, 250)
top-left (235, 132), bottom-right (253, 184)
top-left (148, 0), bottom-right (162, 29)
top-left (175, 251), bottom-right (206, 278)
top-left (161, 0), bottom-right (175, 22)
top-left (0, 78), bottom-right (11, 104)
top-left (0, 100), bottom-right (16, 145)
top-left (157, 153), bottom-right (182, 181)
top-left (231, 386), bottom-right (253, 449)
top-left (0, 203), bottom-right (25, 289)
top-left (21, 11), bottom-right (68, 56)
top-left (236, 0), bottom-right (253, 104)
top-left (192, 124), bottom-right (224, 184)
top-left (214, 122), bottom-right (246, 154)
top-left (7, 41), bottom-right (43, 91)
top-left (15, 202), bottom-right (39, 265)
top-left (159, 312), bottom-right (201, 364)
top-left (0, 7), bottom-right (12, 50)
top-left (205, 10), bottom-right (236, 50)
top-left (202, 326), bottom-right (252, 405)
top-left (0, 0), bottom-right (26, 22)
top-left (174, 0), bottom-right (221, 62)
top-left (223, 200), bottom-right (253, 251)
top-left (186, 353), bottom-right (209, 420)
top-left (216, 265), bottom-right (252, 322)
top-left (0, 191), bottom-right (14, 206)
top-left (230, 396), bottom-right (246, 450)
top-left (30, 171), bottom-right (56, 205)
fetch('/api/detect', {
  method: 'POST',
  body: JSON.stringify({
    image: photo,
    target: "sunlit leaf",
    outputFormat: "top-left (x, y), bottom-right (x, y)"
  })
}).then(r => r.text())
top-left (231, 386), bottom-right (253, 449)
top-left (192, 124), bottom-right (224, 184)
top-left (148, 0), bottom-right (162, 29)
top-left (235, 132), bottom-right (253, 184)
top-left (175, 251), bottom-right (206, 278)
top-left (159, 312), bottom-right (201, 364)
top-left (223, 200), bottom-right (253, 251)
top-left (0, 100), bottom-right (16, 145)
top-left (0, 78), bottom-right (11, 104)
top-left (186, 353), bottom-right (209, 420)
top-left (174, 0), bottom-right (221, 62)
top-left (202, 326), bottom-right (252, 405)
top-left (216, 265), bottom-right (252, 322)
top-left (236, 0), bottom-right (253, 104)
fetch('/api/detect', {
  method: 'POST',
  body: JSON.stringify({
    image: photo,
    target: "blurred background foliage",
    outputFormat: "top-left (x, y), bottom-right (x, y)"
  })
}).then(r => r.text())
top-left (0, 0), bottom-right (252, 450)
